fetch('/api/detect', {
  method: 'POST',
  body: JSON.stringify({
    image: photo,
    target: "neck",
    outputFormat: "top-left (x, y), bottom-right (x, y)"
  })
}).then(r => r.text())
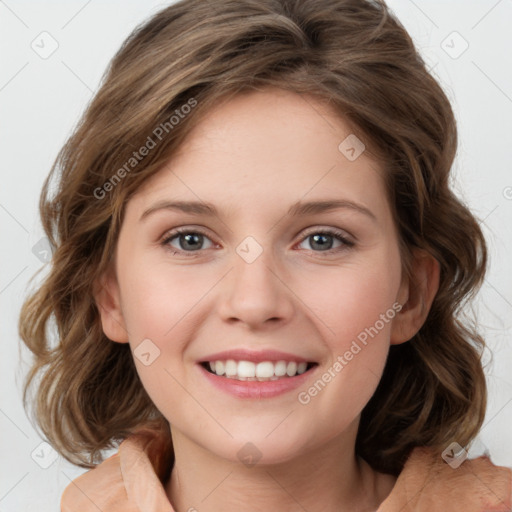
top-left (165, 422), bottom-right (395, 512)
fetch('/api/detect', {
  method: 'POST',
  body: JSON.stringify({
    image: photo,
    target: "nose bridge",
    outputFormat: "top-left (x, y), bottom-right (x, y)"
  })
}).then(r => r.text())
top-left (218, 236), bottom-right (294, 326)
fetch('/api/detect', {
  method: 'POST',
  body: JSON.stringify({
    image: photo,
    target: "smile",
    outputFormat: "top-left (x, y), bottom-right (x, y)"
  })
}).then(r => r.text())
top-left (198, 359), bottom-right (319, 399)
top-left (201, 360), bottom-right (317, 381)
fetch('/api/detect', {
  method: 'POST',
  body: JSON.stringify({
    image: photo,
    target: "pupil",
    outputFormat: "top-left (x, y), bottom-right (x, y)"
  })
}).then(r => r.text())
top-left (311, 234), bottom-right (332, 251)
top-left (181, 233), bottom-right (202, 250)
top-left (177, 233), bottom-right (334, 251)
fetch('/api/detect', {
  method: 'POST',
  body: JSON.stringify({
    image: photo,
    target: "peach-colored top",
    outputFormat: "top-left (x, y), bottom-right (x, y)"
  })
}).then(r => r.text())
top-left (61, 428), bottom-right (512, 512)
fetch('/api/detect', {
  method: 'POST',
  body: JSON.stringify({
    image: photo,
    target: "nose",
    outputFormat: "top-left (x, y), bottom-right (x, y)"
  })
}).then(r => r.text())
top-left (216, 245), bottom-right (295, 330)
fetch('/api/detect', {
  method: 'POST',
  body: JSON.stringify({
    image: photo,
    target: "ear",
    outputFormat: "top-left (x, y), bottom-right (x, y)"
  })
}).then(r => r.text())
top-left (93, 265), bottom-right (129, 343)
top-left (391, 249), bottom-right (440, 345)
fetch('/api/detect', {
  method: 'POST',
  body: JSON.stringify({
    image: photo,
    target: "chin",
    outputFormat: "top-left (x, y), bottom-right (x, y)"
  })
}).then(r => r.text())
top-left (221, 430), bottom-right (312, 467)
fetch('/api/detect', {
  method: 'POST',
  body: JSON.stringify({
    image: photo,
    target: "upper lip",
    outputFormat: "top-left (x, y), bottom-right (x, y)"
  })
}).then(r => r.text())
top-left (198, 348), bottom-right (315, 364)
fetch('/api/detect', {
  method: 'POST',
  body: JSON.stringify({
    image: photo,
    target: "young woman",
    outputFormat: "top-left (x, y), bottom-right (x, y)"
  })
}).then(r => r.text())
top-left (19, 0), bottom-right (511, 510)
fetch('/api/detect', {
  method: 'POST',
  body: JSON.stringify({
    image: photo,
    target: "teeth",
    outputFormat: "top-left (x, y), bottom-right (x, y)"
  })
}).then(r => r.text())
top-left (256, 361), bottom-right (274, 378)
top-left (214, 361), bottom-right (225, 376)
top-left (297, 362), bottom-right (307, 374)
top-left (206, 360), bottom-right (310, 380)
top-left (286, 362), bottom-right (297, 376)
top-left (225, 359), bottom-right (237, 376)
top-left (237, 361), bottom-right (255, 378)
top-left (274, 360), bottom-right (287, 377)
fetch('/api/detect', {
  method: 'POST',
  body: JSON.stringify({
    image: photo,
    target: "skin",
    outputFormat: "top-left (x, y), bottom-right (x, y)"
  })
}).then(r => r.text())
top-left (95, 87), bottom-right (440, 512)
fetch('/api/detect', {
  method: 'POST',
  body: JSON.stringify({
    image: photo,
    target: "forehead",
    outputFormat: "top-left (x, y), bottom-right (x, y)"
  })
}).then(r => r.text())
top-left (127, 88), bottom-right (389, 220)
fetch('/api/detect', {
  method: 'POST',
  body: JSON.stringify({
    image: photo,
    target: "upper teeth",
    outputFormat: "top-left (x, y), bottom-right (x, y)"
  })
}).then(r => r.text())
top-left (208, 360), bottom-right (308, 380)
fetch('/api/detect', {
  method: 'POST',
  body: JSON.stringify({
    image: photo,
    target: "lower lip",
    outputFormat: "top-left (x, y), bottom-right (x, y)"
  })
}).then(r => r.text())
top-left (197, 363), bottom-right (318, 399)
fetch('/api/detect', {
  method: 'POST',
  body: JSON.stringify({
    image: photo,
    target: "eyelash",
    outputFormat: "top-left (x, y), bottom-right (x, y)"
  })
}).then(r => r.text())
top-left (160, 226), bottom-right (355, 257)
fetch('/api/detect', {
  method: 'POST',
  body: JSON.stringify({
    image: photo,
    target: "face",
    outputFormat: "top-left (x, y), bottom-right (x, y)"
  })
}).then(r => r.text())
top-left (104, 88), bottom-right (409, 464)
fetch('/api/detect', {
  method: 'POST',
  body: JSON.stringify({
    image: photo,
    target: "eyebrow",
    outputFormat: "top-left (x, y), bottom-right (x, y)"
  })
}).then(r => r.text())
top-left (139, 199), bottom-right (377, 222)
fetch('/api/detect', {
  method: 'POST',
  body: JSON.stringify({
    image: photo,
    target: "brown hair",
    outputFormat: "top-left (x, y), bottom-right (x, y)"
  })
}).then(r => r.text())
top-left (19, 0), bottom-right (487, 475)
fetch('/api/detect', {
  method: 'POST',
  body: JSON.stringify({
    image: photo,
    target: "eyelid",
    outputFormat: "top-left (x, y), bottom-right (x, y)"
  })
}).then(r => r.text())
top-left (296, 226), bottom-right (355, 253)
top-left (299, 226), bottom-right (354, 244)
top-left (159, 225), bottom-right (355, 256)
top-left (160, 226), bottom-right (216, 247)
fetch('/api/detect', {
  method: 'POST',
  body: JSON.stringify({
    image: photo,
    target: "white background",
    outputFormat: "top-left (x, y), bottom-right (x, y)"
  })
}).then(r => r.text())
top-left (1, 0), bottom-right (511, 510)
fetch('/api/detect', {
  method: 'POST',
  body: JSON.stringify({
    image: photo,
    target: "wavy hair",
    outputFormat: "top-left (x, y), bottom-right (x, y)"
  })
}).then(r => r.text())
top-left (19, 0), bottom-right (487, 475)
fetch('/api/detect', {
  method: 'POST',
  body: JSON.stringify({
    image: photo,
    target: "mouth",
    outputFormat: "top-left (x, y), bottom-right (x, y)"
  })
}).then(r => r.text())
top-left (199, 360), bottom-right (319, 382)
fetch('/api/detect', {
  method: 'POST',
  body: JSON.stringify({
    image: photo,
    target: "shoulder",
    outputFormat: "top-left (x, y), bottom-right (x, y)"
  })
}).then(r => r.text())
top-left (60, 451), bottom-right (137, 512)
top-left (60, 427), bottom-right (175, 512)
top-left (379, 447), bottom-right (512, 512)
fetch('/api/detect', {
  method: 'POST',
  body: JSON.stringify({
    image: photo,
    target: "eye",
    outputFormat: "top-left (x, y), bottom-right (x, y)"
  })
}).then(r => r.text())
top-left (297, 228), bottom-right (354, 253)
top-left (160, 226), bottom-right (354, 256)
top-left (161, 228), bottom-right (215, 254)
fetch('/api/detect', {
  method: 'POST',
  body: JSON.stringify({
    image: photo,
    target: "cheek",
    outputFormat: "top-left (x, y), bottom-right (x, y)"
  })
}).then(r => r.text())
top-left (295, 273), bottom-right (395, 429)
top-left (118, 278), bottom-right (187, 419)
top-left (118, 260), bottom-right (214, 342)
top-left (115, 259), bottom-right (223, 415)
top-left (298, 260), bottom-right (401, 352)
top-left (293, 257), bottom-right (401, 410)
